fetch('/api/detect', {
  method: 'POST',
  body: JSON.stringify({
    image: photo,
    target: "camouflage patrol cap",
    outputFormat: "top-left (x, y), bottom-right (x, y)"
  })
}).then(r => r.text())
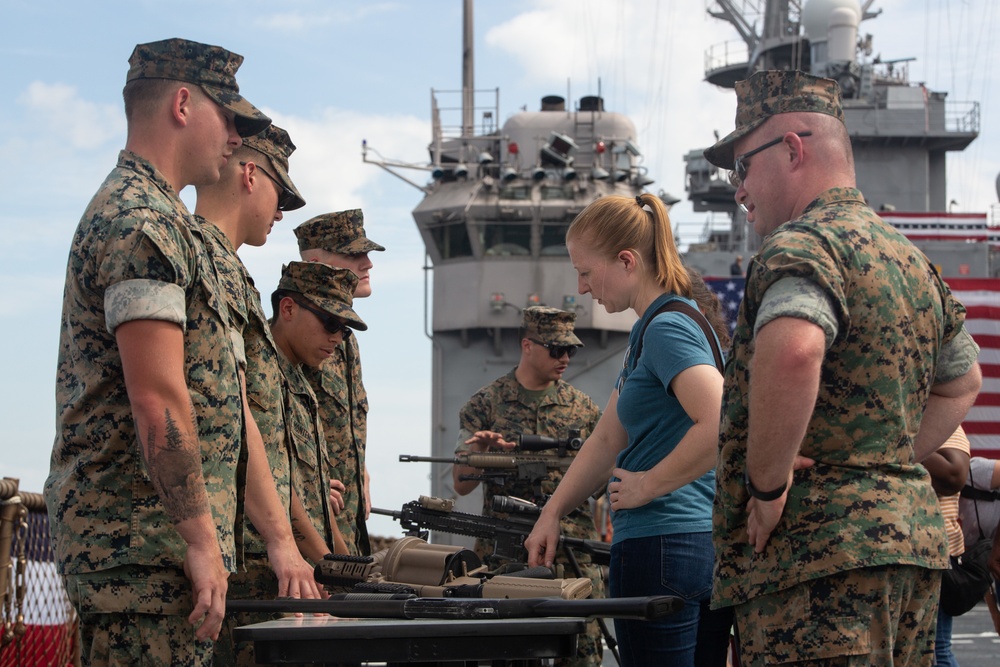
top-left (521, 306), bottom-right (583, 347)
top-left (126, 38), bottom-right (271, 138)
top-left (277, 261), bottom-right (368, 331)
top-left (294, 209), bottom-right (386, 254)
top-left (704, 70), bottom-right (844, 169)
top-left (242, 124), bottom-right (306, 211)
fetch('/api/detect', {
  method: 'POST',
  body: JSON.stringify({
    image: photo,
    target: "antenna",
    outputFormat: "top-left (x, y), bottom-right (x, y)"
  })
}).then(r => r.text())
top-left (462, 0), bottom-right (474, 138)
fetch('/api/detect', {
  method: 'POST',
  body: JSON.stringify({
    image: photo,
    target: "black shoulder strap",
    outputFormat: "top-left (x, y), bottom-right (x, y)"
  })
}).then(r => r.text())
top-left (961, 485), bottom-right (1000, 503)
top-left (633, 301), bottom-right (724, 373)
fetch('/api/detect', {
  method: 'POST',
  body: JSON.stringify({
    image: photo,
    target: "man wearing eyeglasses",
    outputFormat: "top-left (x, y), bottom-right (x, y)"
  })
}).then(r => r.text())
top-left (269, 261), bottom-right (367, 572)
top-left (453, 306), bottom-right (605, 667)
top-left (704, 70), bottom-right (982, 665)
top-left (294, 210), bottom-right (385, 557)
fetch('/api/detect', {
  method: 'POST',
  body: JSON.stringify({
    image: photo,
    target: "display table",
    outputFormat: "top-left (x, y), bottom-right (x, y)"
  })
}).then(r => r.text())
top-left (234, 615), bottom-right (586, 665)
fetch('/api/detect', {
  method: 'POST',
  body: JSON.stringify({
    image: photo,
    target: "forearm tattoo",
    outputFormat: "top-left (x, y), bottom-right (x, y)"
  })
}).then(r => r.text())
top-left (144, 408), bottom-right (209, 522)
top-left (290, 515), bottom-right (307, 543)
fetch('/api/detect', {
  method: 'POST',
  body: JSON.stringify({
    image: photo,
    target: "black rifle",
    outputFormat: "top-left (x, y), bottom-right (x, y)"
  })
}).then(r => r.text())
top-left (400, 452), bottom-right (573, 492)
top-left (371, 495), bottom-right (610, 567)
top-left (227, 594), bottom-right (682, 621)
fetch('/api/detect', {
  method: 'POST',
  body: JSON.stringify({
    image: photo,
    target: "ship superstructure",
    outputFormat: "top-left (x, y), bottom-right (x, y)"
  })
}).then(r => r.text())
top-left (364, 0), bottom-right (664, 531)
top-left (682, 0), bottom-right (987, 277)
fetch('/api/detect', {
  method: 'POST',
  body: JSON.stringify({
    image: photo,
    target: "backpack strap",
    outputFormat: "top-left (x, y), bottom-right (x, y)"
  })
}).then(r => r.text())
top-left (961, 485), bottom-right (1000, 503)
top-left (633, 300), bottom-right (724, 373)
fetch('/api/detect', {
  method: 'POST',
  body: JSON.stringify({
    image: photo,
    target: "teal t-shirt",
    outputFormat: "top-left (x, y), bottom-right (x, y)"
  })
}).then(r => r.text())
top-left (611, 293), bottom-right (718, 543)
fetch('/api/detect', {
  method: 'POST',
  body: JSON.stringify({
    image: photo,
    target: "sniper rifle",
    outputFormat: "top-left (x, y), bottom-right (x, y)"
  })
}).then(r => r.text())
top-left (370, 495), bottom-right (610, 568)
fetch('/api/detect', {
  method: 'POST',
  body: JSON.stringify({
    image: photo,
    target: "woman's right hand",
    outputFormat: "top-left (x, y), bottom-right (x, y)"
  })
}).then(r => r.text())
top-left (524, 509), bottom-right (562, 569)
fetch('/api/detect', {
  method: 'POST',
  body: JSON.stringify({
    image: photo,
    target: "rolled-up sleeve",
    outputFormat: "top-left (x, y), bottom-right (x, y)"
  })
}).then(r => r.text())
top-left (105, 279), bottom-right (185, 333)
top-left (935, 326), bottom-right (979, 383)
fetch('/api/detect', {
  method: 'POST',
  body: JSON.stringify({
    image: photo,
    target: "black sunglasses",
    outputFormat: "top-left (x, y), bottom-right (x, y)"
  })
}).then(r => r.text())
top-left (729, 131), bottom-right (812, 187)
top-left (240, 161), bottom-right (296, 211)
top-left (529, 338), bottom-right (578, 359)
top-left (294, 298), bottom-right (352, 338)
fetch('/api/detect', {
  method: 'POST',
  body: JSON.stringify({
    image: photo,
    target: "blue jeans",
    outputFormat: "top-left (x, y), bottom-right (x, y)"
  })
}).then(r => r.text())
top-left (934, 603), bottom-right (959, 667)
top-left (610, 532), bottom-right (733, 667)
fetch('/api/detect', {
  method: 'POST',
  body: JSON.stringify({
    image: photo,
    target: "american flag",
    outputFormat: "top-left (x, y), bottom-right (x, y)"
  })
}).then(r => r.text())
top-left (944, 278), bottom-right (1000, 458)
top-left (704, 276), bottom-right (745, 335)
top-left (704, 275), bottom-right (1000, 459)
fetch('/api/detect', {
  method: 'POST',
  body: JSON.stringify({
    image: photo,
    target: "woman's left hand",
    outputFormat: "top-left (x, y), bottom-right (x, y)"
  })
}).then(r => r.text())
top-left (608, 468), bottom-right (652, 510)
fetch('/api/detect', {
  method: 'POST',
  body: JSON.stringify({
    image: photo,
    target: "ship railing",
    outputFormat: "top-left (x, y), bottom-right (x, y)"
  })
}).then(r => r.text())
top-left (945, 100), bottom-right (980, 135)
top-left (675, 216), bottom-right (737, 253)
top-left (1, 477), bottom-right (78, 666)
top-left (431, 86), bottom-right (501, 140)
top-left (870, 61), bottom-right (911, 86)
top-left (704, 40), bottom-right (749, 77)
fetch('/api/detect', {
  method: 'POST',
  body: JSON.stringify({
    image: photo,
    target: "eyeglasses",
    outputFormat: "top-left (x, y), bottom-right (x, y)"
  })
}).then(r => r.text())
top-left (729, 131), bottom-right (812, 187)
top-left (294, 298), bottom-right (353, 338)
top-left (529, 339), bottom-right (578, 359)
top-left (240, 161), bottom-right (296, 211)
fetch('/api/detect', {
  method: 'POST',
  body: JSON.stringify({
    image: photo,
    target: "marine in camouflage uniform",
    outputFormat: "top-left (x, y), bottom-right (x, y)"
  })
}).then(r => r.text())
top-left (455, 307), bottom-right (605, 667)
top-left (704, 70), bottom-right (982, 665)
top-left (190, 125), bottom-right (314, 667)
top-left (44, 38), bottom-right (270, 666)
top-left (270, 262), bottom-right (369, 563)
top-left (295, 210), bottom-right (385, 556)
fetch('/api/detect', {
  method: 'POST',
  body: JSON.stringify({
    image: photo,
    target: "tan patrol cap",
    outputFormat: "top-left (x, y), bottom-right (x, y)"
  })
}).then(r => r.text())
top-left (276, 261), bottom-right (367, 331)
top-left (704, 70), bottom-right (844, 169)
top-left (521, 306), bottom-right (582, 347)
top-left (126, 37), bottom-right (271, 138)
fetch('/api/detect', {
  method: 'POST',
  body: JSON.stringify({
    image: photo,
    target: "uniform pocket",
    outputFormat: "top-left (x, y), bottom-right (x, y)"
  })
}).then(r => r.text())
top-left (764, 616), bottom-right (870, 664)
top-left (73, 574), bottom-right (191, 615)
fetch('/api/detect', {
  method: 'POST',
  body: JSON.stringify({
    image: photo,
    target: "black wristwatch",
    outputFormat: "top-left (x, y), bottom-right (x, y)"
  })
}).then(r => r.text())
top-left (744, 469), bottom-right (787, 501)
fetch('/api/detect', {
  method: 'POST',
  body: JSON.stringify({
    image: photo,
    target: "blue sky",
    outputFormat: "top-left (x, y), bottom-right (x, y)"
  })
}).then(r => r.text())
top-left (2, 0), bottom-right (998, 537)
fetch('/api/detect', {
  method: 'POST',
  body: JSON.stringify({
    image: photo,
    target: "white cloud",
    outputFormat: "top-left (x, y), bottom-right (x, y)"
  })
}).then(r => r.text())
top-left (255, 3), bottom-right (402, 33)
top-left (18, 81), bottom-right (123, 150)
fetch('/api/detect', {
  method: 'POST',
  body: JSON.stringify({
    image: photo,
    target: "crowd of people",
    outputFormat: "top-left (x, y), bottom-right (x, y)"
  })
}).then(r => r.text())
top-left (42, 36), bottom-right (1000, 667)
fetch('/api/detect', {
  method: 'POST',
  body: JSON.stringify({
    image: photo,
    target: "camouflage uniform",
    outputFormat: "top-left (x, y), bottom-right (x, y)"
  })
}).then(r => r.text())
top-left (456, 307), bottom-right (604, 667)
top-left (712, 184), bottom-right (966, 588)
top-left (44, 38), bottom-right (271, 665)
top-left (46, 150), bottom-right (245, 665)
top-left (705, 70), bottom-right (980, 666)
top-left (295, 210), bottom-right (384, 556)
top-left (273, 262), bottom-right (368, 560)
top-left (278, 351), bottom-right (336, 549)
top-left (302, 338), bottom-right (370, 555)
top-left (713, 195), bottom-right (970, 662)
top-left (195, 125), bottom-right (306, 667)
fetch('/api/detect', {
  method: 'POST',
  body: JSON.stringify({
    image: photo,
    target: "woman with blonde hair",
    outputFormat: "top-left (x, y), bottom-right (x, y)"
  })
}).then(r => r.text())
top-left (525, 193), bottom-right (732, 665)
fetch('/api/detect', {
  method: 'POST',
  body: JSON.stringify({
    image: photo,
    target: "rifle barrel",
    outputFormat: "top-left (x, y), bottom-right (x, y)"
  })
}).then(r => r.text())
top-left (227, 595), bottom-right (682, 620)
top-left (369, 507), bottom-right (400, 518)
top-left (398, 454), bottom-right (455, 464)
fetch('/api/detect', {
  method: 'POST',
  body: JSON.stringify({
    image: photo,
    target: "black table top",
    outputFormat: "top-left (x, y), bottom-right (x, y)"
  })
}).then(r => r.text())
top-left (235, 616), bottom-right (587, 664)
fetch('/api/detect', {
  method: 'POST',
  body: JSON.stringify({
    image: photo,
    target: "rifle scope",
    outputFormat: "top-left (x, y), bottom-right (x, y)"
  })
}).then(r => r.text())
top-left (518, 429), bottom-right (583, 452)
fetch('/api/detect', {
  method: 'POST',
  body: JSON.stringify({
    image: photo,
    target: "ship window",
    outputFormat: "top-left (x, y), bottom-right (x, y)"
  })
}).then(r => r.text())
top-left (541, 222), bottom-right (570, 256)
top-left (479, 221), bottom-right (531, 256)
top-left (499, 185), bottom-right (531, 200)
top-left (541, 185), bottom-right (573, 200)
top-left (428, 221), bottom-right (473, 260)
top-left (613, 151), bottom-right (632, 175)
